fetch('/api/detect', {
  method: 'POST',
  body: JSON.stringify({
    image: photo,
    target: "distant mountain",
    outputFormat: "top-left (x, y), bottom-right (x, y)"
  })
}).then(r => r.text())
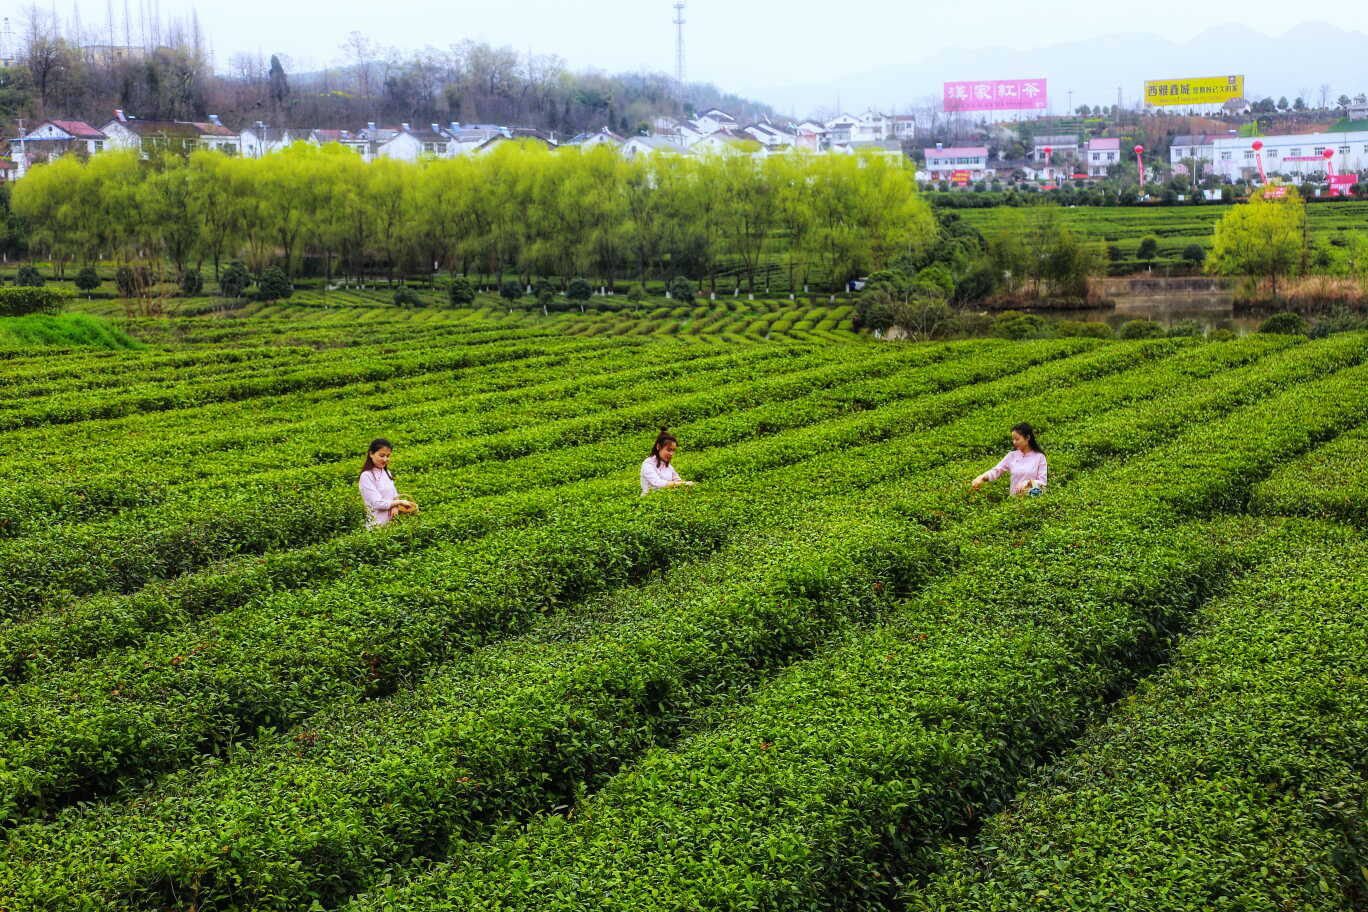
top-left (756, 22), bottom-right (1368, 117)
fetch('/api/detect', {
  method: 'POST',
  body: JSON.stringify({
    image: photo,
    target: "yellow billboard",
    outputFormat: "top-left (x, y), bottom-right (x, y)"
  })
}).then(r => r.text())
top-left (1143, 75), bottom-right (1245, 106)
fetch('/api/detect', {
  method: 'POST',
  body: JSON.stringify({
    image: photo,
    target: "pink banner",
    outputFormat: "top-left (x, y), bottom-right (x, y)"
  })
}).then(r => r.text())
top-left (943, 79), bottom-right (1048, 112)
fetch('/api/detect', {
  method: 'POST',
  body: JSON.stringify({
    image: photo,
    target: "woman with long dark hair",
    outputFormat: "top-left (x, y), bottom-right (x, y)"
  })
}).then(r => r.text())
top-left (640, 426), bottom-right (694, 495)
top-left (972, 423), bottom-right (1048, 496)
top-left (359, 438), bottom-right (417, 527)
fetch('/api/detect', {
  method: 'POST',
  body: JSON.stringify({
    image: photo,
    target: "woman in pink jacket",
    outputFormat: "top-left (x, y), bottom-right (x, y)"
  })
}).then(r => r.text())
top-left (972, 423), bottom-right (1048, 497)
top-left (358, 438), bottom-right (417, 527)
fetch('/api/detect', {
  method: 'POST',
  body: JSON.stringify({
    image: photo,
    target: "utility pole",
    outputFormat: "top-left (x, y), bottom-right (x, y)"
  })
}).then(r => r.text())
top-left (673, 1), bottom-right (686, 87)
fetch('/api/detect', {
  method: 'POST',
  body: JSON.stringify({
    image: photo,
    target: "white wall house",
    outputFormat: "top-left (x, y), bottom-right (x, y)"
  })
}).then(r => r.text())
top-left (889, 114), bottom-right (916, 141)
top-left (693, 108), bottom-right (738, 134)
top-left (824, 114), bottom-right (859, 145)
top-left (1208, 130), bottom-right (1368, 182)
top-left (8, 120), bottom-right (107, 177)
top-left (566, 127), bottom-right (626, 149)
top-left (923, 145), bottom-right (989, 181)
top-left (1086, 137), bottom-right (1120, 176)
top-left (1168, 134), bottom-right (1220, 173)
top-left (1031, 134), bottom-right (1078, 163)
top-left (853, 110), bottom-right (890, 142)
top-left (239, 123), bottom-right (295, 158)
top-left (690, 131), bottom-right (755, 156)
top-left (100, 112), bottom-right (240, 155)
top-left (621, 136), bottom-right (684, 160)
top-left (794, 121), bottom-right (826, 151)
top-left (743, 122), bottom-right (796, 149)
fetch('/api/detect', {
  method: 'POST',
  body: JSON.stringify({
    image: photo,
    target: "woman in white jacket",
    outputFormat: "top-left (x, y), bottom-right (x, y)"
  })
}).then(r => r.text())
top-left (358, 438), bottom-right (416, 527)
top-left (640, 427), bottom-right (695, 496)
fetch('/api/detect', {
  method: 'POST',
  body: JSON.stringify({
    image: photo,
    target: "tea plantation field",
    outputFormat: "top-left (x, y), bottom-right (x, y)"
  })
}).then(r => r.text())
top-left (1, 310), bottom-right (1366, 911)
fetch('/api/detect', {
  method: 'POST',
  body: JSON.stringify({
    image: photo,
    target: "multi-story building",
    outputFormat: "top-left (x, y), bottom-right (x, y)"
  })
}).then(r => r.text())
top-left (1204, 130), bottom-right (1368, 182)
top-left (922, 145), bottom-right (989, 181)
top-left (1031, 134), bottom-right (1079, 162)
top-left (1085, 137), bottom-right (1120, 176)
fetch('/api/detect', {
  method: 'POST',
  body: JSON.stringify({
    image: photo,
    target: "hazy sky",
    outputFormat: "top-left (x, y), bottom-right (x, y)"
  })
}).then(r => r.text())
top-left (59, 0), bottom-right (1368, 101)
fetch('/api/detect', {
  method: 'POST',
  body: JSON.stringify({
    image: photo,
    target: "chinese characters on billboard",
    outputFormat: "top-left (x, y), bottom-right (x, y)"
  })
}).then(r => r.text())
top-left (942, 79), bottom-right (1048, 113)
top-left (1144, 76), bottom-right (1244, 107)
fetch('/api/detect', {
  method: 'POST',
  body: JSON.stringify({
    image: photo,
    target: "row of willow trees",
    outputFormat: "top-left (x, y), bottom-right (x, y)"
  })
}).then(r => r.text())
top-left (12, 142), bottom-right (937, 293)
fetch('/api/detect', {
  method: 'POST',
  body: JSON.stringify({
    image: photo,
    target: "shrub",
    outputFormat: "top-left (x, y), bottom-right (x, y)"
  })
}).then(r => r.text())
top-left (1055, 319), bottom-right (1113, 339)
top-left (993, 310), bottom-right (1049, 340)
top-left (1136, 236), bottom-right (1159, 262)
top-left (1166, 319), bottom-right (1203, 338)
top-left (666, 276), bottom-right (695, 304)
top-left (1118, 319), bottom-right (1164, 339)
top-left (1258, 311), bottom-right (1308, 335)
top-left (15, 264), bottom-right (44, 287)
top-left (179, 269), bottom-right (204, 297)
top-left (219, 262), bottom-right (252, 298)
top-left (1181, 244), bottom-right (1206, 265)
top-left (499, 280), bottom-right (524, 301)
top-left (73, 267), bottom-right (101, 296)
top-left (448, 276), bottom-right (476, 306)
top-left (1308, 308), bottom-right (1367, 338)
top-left (0, 285), bottom-right (70, 316)
top-left (393, 286), bottom-right (422, 308)
top-left (257, 267), bottom-right (293, 302)
top-left (626, 285), bottom-right (645, 304)
top-left (566, 278), bottom-right (593, 302)
top-left (114, 264), bottom-right (152, 298)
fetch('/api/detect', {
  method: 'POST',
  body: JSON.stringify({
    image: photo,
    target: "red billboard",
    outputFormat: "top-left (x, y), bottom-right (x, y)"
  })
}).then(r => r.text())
top-left (943, 79), bottom-right (1048, 112)
top-left (951, 170), bottom-right (972, 185)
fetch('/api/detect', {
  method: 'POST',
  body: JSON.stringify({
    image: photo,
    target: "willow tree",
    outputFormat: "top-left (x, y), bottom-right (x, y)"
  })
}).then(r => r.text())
top-left (1207, 185), bottom-right (1308, 297)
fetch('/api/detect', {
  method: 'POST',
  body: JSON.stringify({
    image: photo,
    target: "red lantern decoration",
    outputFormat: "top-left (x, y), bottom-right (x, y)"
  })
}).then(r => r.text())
top-left (1252, 141), bottom-right (1266, 183)
top-left (1133, 145), bottom-right (1146, 191)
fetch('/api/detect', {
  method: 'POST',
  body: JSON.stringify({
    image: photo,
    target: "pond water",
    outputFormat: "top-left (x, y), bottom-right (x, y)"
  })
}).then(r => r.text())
top-left (1026, 293), bottom-right (1265, 334)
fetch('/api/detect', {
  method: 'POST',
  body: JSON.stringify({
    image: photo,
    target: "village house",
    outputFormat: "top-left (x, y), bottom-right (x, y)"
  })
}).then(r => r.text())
top-left (564, 127), bottom-right (627, 149)
top-left (1031, 134), bottom-right (1079, 163)
top-left (620, 135), bottom-right (684, 160)
top-left (239, 123), bottom-right (295, 158)
top-left (853, 110), bottom-right (890, 142)
top-left (692, 108), bottom-right (738, 134)
top-left (922, 144), bottom-right (990, 182)
top-left (742, 121), bottom-right (797, 150)
top-left (1085, 137), bottom-right (1120, 176)
top-left (100, 111), bottom-right (241, 155)
top-left (889, 114), bottom-right (917, 141)
top-left (690, 130), bottom-right (756, 156)
top-left (824, 114), bottom-right (859, 145)
top-left (793, 121), bottom-right (826, 151)
top-left (8, 119), bottom-right (107, 178)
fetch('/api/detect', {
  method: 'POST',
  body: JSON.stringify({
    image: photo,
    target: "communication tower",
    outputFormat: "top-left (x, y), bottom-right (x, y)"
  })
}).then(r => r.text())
top-left (0, 18), bottom-right (15, 69)
top-left (673, 1), bottom-right (686, 85)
